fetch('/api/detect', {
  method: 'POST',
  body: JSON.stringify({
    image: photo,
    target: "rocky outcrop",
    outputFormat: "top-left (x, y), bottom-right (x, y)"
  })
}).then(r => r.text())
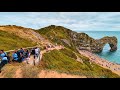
top-left (72, 33), bottom-right (118, 53)
top-left (94, 36), bottom-right (117, 53)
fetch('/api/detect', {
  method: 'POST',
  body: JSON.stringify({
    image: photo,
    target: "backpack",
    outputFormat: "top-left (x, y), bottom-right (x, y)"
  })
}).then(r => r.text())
top-left (4, 53), bottom-right (7, 57)
top-left (31, 49), bottom-right (35, 55)
top-left (16, 51), bottom-right (21, 58)
top-left (24, 52), bottom-right (29, 58)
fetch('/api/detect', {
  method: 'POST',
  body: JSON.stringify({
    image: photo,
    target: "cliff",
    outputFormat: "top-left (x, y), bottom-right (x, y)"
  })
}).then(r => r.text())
top-left (37, 25), bottom-right (118, 53)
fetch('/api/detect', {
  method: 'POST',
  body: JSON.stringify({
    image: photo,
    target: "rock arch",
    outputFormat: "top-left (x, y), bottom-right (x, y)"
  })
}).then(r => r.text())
top-left (92, 36), bottom-right (117, 53)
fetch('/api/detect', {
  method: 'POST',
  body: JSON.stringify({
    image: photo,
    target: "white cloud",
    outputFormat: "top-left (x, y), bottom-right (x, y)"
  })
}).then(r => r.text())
top-left (0, 12), bottom-right (120, 31)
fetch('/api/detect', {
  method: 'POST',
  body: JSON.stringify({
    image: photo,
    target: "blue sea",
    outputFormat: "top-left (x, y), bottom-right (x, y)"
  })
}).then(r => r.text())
top-left (79, 31), bottom-right (120, 64)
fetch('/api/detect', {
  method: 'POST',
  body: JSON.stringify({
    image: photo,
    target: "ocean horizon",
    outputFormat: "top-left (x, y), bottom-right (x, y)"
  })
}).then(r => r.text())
top-left (78, 31), bottom-right (120, 64)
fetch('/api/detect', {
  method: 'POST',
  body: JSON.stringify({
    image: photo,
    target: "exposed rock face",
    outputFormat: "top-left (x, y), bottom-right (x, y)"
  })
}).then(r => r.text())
top-left (91, 36), bottom-right (117, 53)
top-left (70, 32), bottom-right (118, 53)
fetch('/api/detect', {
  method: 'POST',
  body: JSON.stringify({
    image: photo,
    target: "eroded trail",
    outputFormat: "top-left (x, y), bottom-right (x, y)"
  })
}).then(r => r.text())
top-left (38, 70), bottom-right (86, 78)
top-left (23, 45), bottom-right (64, 66)
top-left (14, 68), bottom-right (22, 78)
top-left (40, 45), bottom-right (64, 62)
top-left (22, 46), bottom-right (87, 78)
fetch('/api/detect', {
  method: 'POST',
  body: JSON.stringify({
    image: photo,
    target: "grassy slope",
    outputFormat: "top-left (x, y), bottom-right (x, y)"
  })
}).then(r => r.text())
top-left (1, 48), bottom-right (119, 78)
top-left (37, 25), bottom-right (78, 52)
top-left (42, 49), bottom-right (120, 78)
top-left (0, 30), bottom-right (36, 51)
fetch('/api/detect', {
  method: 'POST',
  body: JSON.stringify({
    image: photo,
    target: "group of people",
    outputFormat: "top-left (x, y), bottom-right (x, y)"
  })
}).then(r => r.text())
top-left (0, 47), bottom-right (40, 73)
top-left (80, 50), bottom-right (120, 72)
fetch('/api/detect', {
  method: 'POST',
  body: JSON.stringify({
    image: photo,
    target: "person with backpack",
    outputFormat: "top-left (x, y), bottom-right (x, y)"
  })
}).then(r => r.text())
top-left (12, 50), bottom-right (19, 62)
top-left (31, 48), bottom-right (35, 59)
top-left (0, 50), bottom-right (8, 73)
top-left (23, 49), bottom-right (30, 64)
top-left (16, 49), bottom-right (22, 63)
top-left (35, 47), bottom-right (40, 58)
top-left (1, 50), bottom-right (10, 63)
top-left (19, 48), bottom-right (24, 54)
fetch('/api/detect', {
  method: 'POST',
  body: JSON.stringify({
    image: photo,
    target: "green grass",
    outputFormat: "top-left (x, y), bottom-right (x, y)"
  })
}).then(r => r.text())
top-left (0, 30), bottom-right (36, 51)
top-left (37, 25), bottom-right (69, 39)
top-left (42, 49), bottom-right (120, 78)
top-left (59, 48), bottom-right (77, 60)
top-left (37, 25), bottom-right (79, 52)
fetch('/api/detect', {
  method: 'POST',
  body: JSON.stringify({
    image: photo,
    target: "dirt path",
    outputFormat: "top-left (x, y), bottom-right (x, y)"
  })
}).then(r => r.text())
top-left (40, 45), bottom-right (64, 60)
top-left (14, 68), bottom-right (22, 78)
top-left (38, 70), bottom-right (86, 78)
top-left (23, 45), bottom-right (64, 66)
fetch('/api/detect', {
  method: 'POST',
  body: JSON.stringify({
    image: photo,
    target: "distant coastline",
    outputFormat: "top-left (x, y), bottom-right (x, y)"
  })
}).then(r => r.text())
top-left (79, 50), bottom-right (120, 76)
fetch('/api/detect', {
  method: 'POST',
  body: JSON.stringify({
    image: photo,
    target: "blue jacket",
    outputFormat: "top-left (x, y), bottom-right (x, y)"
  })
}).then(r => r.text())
top-left (0, 53), bottom-right (8, 61)
top-left (12, 53), bottom-right (18, 60)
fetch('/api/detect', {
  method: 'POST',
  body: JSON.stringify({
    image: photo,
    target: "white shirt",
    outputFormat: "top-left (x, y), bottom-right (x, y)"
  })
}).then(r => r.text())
top-left (35, 48), bottom-right (40, 54)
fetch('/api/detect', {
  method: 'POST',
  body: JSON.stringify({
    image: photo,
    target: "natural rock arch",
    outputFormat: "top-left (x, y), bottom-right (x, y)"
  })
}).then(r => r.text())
top-left (71, 33), bottom-right (118, 53)
top-left (91, 36), bottom-right (117, 53)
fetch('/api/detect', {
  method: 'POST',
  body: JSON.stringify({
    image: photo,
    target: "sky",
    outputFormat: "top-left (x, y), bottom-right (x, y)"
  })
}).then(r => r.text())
top-left (0, 12), bottom-right (120, 32)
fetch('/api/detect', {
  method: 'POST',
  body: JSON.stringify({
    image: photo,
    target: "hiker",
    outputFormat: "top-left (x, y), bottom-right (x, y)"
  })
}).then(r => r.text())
top-left (23, 49), bottom-right (30, 64)
top-left (31, 48), bottom-right (35, 59)
top-left (35, 47), bottom-right (40, 58)
top-left (1, 50), bottom-right (10, 63)
top-left (0, 50), bottom-right (8, 73)
top-left (28, 49), bottom-right (31, 58)
top-left (31, 48), bottom-right (35, 55)
top-left (12, 50), bottom-right (19, 62)
top-left (16, 49), bottom-right (22, 63)
top-left (19, 48), bottom-right (24, 54)
top-left (7, 52), bottom-right (11, 63)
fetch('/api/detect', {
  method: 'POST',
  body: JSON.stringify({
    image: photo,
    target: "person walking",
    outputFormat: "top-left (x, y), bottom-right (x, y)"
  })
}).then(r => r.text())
top-left (23, 49), bottom-right (29, 64)
top-left (0, 50), bottom-right (8, 73)
top-left (35, 47), bottom-right (40, 58)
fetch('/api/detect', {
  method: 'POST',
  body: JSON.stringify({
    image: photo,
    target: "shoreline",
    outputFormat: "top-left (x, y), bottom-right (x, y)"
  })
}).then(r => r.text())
top-left (78, 50), bottom-right (120, 76)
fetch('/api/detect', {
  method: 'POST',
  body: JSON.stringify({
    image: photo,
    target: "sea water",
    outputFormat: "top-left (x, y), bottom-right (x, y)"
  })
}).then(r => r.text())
top-left (80, 31), bottom-right (120, 64)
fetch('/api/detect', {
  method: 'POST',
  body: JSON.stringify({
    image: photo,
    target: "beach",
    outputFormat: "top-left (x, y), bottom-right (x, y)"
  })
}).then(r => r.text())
top-left (78, 50), bottom-right (120, 76)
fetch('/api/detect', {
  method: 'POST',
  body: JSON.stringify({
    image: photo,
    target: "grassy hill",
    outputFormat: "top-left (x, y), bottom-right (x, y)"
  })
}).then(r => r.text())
top-left (41, 48), bottom-right (119, 78)
top-left (0, 30), bottom-right (36, 51)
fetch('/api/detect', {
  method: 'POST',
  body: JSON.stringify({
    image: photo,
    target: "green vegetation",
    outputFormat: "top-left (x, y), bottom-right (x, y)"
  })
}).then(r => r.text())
top-left (37, 25), bottom-right (78, 52)
top-left (59, 48), bottom-right (77, 60)
top-left (42, 49), bottom-right (120, 78)
top-left (0, 30), bottom-right (36, 51)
